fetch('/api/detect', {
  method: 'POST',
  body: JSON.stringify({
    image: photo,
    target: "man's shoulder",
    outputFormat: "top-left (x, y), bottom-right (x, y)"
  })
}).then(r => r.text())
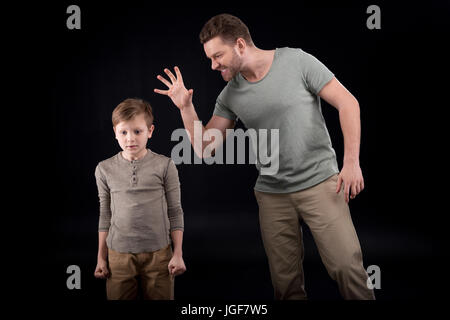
top-left (276, 46), bottom-right (306, 59)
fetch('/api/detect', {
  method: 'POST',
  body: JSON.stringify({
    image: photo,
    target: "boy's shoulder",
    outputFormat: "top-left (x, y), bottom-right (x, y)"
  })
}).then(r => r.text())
top-left (96, 152), bottom-right (121, 172)
top-left (147, 149), bottom-right (172, 163)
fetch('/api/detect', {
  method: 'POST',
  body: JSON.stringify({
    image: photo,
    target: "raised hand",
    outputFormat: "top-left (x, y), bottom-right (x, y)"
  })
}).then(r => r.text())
top-left (154, 66), bottom-right (193, 110)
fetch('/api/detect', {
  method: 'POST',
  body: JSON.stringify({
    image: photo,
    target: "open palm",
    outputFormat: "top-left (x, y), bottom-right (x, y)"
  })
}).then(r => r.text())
top-left (154, 66), bottom-right (193, 110)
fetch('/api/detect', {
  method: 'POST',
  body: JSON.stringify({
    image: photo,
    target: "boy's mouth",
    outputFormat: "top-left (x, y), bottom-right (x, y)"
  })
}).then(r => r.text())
top-left (127, 145), bottom-right (137, 149)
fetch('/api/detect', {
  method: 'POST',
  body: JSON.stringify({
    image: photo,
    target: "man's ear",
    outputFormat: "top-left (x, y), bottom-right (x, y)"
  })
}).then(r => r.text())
top-left (148, 124), bottom-right (155, 138)
top-left (236, 38), bottom-right (246, 54)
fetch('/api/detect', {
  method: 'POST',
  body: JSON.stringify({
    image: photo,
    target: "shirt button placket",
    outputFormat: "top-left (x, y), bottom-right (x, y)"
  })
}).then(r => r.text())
top-left (131, 161), bottom-right (138, 186)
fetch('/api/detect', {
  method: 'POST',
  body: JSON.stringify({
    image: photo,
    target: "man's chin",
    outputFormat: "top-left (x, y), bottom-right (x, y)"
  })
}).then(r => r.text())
top-left (221, 74), bottom-right (233, 82)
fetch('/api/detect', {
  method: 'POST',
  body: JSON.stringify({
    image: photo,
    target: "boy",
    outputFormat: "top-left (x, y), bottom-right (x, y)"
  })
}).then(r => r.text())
top-left (94, 98), bottom-right (186, 300)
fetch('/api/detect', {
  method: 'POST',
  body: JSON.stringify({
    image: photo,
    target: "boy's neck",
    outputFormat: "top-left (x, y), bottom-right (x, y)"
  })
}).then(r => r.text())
top-left (121, 148), bottom-right (148, 161)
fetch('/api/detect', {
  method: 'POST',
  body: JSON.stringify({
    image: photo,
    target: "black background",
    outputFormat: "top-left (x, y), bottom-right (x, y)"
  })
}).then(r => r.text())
top-left (12, 0), bottom-right (448, 313)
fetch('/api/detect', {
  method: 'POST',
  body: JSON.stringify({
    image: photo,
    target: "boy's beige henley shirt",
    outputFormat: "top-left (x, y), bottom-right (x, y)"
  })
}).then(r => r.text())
top-left (95, 149), bottom-right (184, 253)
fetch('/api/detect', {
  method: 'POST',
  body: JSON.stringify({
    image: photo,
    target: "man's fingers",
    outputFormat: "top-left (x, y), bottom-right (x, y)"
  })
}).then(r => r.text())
top-left (357, 180), bottom-right (363, 195)
top-left (336, 175), bottom-right (342, 193)
top-left (157, 75), bottom-right (172, 88)
top-left (154, 88), bottom-right (169, 95)
top-left (164, 68), bottom-right (177, 82)
top-left (351, 183), bottom-right (357, 199)
top-left (344, 182), bottom-right (350, 203)
top-left (174, 66), bottom-right (183, 83)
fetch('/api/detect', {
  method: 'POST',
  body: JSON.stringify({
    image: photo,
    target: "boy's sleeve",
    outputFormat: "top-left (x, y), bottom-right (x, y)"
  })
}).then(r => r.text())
top-left (95, 164), bottom-right (112, 232)
top-left (298, 49), bottom-right (335, 95)
top-left (163, 159), bottom-right (184, 232)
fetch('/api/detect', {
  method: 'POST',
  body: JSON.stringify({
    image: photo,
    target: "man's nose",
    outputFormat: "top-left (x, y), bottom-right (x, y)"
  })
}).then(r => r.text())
top-left (211, 60), bottom-right (219, 70)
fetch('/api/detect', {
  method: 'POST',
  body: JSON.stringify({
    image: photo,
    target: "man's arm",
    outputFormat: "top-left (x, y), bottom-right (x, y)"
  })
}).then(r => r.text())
top-left (154, 66), bottom-right (235, 158)
top-left (318, 77), bottom-right (364, 203)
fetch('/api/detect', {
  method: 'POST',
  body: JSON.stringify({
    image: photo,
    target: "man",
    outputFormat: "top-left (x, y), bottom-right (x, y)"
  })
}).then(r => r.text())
top-left (154, 13), bottom-right (375, 300)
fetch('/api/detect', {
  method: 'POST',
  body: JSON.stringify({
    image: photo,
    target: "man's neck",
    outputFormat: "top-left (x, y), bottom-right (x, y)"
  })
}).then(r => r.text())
top-left (240, 48), bottom-right (275, 83)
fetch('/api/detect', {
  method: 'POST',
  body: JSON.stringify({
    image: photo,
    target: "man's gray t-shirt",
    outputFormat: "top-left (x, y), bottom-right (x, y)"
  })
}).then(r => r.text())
top-left (213, 47), bottom-right (339, 193)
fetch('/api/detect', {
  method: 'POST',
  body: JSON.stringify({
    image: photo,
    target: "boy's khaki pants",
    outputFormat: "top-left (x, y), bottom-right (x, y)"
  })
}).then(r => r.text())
top-left (254, 174), bottom-right (375, 300)
top-left (106, 245), bottom-right (174, 300)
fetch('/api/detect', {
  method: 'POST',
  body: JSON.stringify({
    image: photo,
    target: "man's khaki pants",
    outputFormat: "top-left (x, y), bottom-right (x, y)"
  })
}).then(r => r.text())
top-left (254, 174), bottom-right (375, 300)
top-left (106, 244), bottom-right (174, 300)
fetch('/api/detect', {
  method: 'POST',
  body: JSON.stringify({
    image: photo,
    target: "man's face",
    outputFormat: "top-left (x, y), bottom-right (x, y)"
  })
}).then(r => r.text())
top-left (114, 113), bottom-right (154, 160)
top-left (203, 36), bottom-right (242, 82)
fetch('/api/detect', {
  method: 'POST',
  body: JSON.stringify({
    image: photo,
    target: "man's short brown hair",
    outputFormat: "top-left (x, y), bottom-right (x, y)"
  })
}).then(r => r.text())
top-left (112, 98), bottom-right (154, 128)
top-left (199, 13), bottom-right (253, 46)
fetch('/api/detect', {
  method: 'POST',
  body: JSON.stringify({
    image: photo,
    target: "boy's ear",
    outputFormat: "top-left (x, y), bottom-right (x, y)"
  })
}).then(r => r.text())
top-left (148, 124), bottom-right (155, 138)
top-left (113, 126), bottom-right (117, 139)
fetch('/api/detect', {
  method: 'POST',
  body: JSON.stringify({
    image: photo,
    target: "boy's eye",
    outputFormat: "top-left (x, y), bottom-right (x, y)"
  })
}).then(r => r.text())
top-left (121, 131), bottom-right (127, 135)
top-left (134, 130), bottom-right (140, 134)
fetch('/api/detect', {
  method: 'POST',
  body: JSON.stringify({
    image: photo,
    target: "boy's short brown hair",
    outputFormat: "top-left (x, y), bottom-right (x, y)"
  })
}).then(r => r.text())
top-left (112, 98), bottom-right (154, 128)
top-left (199, 13), bottom-right (253, 46)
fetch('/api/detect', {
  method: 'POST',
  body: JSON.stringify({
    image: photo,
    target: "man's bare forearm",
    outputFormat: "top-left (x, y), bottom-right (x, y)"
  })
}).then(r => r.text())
top-left (338, 101), bottom-right (361, 166)
top-left (97, 231), bottom-right (108, 260)
top-left (180, 102), bottom-right (209, 157)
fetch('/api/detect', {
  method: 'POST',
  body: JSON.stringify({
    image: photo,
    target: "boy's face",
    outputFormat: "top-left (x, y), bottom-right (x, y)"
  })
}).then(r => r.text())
top-left (114, 113), bottom-right (154, 160)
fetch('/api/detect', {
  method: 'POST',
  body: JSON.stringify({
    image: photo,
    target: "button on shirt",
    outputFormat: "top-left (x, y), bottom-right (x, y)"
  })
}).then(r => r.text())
top-left (95, 149), bottom-right (184, 253)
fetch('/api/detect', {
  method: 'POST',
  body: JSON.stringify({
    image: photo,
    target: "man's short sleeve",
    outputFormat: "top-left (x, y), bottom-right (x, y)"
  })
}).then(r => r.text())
top-left (298, 49), bottom-right (335, 95)
top-left (213, 98), bottom-right (238, 121)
